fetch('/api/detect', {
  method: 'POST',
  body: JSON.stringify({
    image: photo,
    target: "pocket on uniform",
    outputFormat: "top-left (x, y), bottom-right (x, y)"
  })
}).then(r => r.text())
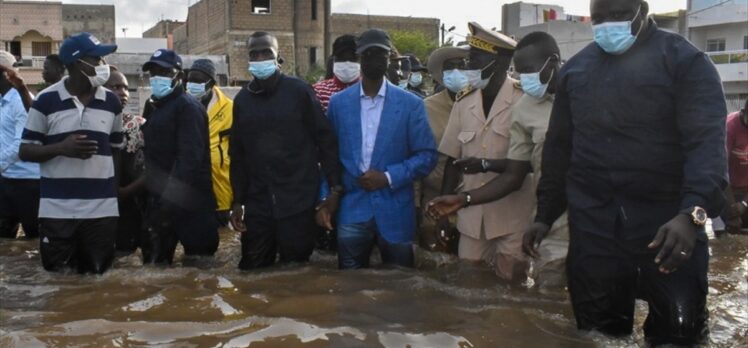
top-left (457, 131), bottom-right (476, 144)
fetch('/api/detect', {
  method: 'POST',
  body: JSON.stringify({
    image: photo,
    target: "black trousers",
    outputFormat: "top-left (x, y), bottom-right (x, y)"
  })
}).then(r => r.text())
top-left (39, 217), bottom-right (118, 274)
top-left (239, 208), bottom-right (316, 270)
top-left (116, 196), bottom-right (144, 253)
top-left (567, 229), bottom-right (709, 346)
top-left (0, 178), bottom-right (40, 239)
top-left (142, 199), bottom-right (219, 265)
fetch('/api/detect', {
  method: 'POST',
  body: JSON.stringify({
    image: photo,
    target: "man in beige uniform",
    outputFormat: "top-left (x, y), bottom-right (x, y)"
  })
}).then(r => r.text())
top-left (437, 22), bottom-right (534, 281)
top-left (417, 46), bottom-right (469, 253)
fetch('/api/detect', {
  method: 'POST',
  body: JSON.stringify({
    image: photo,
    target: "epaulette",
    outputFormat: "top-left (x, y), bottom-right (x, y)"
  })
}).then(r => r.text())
top-left (456, 85), bottom-right (476, 102)
top-left (513, 80), bottom-right (523, 90)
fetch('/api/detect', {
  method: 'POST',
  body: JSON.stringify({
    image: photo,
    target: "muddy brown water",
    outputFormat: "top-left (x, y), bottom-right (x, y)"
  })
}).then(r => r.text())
top-left (1, 230), bottom-right (746, 347)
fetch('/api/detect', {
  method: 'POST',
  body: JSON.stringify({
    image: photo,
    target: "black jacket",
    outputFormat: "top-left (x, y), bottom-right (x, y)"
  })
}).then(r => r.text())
top-left (142, 87), bottom-right (216, 212)
top-left (230, 72), bottom-right (341, 219)
top-left (536, 21), bottom-right (727, 240)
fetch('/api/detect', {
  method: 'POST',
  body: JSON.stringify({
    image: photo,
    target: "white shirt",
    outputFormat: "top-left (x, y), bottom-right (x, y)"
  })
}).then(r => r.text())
top-left (359, 80), bottom-right (392, 185)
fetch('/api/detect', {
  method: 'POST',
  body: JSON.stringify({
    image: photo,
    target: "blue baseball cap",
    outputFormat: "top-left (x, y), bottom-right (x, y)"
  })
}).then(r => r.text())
top-left (59, 32), bottom-right (117, 65)
top-left (143, 49), bottom-right (183, 72)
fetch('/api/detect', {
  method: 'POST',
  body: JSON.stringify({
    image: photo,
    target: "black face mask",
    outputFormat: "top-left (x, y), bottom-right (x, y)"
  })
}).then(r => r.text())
top-left (361, 55), bottom-right (388, 80)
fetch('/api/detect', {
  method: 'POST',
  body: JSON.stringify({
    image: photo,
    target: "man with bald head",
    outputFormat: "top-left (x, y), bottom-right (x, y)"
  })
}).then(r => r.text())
top-left (530, 0), bottom-right (727, 344)
top-left (229, 31), bottom-right (342, 269)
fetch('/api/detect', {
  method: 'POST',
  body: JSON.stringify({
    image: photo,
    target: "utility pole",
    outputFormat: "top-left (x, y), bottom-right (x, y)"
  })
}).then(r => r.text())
top-left (441, 23), bottom-right (456, 46)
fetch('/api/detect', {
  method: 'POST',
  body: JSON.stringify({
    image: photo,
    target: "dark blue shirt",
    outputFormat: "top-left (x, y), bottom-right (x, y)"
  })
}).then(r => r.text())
top-left (536, 21), bottom-right (727, 240)
top-left (142, 87), bottom-right (215, 212)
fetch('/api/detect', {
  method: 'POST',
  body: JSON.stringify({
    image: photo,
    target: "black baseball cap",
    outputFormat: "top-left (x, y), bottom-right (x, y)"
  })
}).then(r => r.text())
top-left (333, 34), bottom-right (357, 56)
top-left (189, 59), bottom-right (216, 80)
top-left (356, 29), bottom-right (392, 55)
top-left (142, 49), bottom-right (183, 72)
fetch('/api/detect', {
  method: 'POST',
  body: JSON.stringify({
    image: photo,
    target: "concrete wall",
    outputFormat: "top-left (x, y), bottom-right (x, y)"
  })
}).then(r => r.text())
top-left (329, 13), bottom-right (440, 54)
top-left (502, 2), bottom-right (565, 35)
top-left (688, 0), bottom-right (748, 27)
top-left (514, 21), bottom-right (593, 61)
top-left (0, 1), bottom-right (64, 53)
top-left (143, 20), bottom-right (186, 39)
top-left (62, 4), bottom-right (116, 44)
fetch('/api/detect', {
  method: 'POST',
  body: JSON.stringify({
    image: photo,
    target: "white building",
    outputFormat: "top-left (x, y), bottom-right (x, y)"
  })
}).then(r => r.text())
top-left (687, 0), bottom-right (748, 111)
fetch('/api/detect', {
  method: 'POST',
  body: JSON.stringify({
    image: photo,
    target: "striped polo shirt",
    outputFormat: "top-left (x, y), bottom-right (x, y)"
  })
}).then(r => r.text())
top-left (21, 78), bottom-right (124, 219)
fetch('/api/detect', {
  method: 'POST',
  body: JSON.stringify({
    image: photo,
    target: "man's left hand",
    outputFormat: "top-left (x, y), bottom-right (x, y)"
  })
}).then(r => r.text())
top-left (648, 214), bottom-right (698, 274)
top-left (358, 170), bottom-right (389, 192)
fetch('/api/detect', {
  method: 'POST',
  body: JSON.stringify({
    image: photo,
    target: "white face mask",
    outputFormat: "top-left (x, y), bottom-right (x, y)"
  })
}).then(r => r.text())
top-left (333, 61), bottom-right (360, 84)
top-left (78, 60), bottom-right (110, 88)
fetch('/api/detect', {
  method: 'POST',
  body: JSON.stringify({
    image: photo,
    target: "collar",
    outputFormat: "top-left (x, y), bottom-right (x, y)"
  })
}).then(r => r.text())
top-left (332, 76), bottom-right (357, 88)
top-left (57, 76), bottom-right (107, 101)
top-left (150, 84), bottom-right (185, 106)
top-left (360, 79), bottom-right (388, 99)
top-left (248, 71), bottom-right (282, 95)
top-left (1, 87), bottom-right (19, 103)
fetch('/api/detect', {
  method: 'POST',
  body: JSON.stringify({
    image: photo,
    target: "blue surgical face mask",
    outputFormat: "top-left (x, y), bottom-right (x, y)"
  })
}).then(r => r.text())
top-left (519, 56), bottom-right (555, 98)
top-left (249, 59), bottom-right (278, 80)
top-left (464, 60), bottom-right (496, 90)
top-left (409, 72), bottom-right (423, 87)
top-left (442, 69), bottom-right (469, 93)
top-left (150, 76), bottom-right (176, 99)
top-left (593, 5), bottom-right (643, 55)
top-left (186, 82), bottom-right (208, 99)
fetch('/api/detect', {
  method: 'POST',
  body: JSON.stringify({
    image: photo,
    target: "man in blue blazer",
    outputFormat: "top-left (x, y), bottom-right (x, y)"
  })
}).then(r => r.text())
top-left (316, 29), bottom-right (437, 269)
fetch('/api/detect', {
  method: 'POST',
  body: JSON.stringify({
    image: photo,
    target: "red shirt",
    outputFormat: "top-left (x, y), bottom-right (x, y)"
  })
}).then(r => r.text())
top-left (727, 111), bottom-right (748, 191)
top-left (313, 77), bottom-right (354, 112)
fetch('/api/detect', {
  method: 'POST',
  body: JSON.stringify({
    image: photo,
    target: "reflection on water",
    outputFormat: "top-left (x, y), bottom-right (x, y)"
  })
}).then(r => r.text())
top-left (1, 230), bottom-right (746, 347)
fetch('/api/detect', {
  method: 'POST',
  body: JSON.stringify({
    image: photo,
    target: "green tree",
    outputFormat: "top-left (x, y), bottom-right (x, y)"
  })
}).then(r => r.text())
top-left (390, 30), bottom-right (438, 63)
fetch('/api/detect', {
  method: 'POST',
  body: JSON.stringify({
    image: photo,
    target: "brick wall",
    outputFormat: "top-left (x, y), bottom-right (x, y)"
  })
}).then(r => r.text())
top-left (329, 13), bottom-right (440, 52)
top-left (0, 1), bottom-right (64, 42)
top-left (143, 20), bottom-right (186, 39)
top-left (62, 5), bottom-right (116, 43)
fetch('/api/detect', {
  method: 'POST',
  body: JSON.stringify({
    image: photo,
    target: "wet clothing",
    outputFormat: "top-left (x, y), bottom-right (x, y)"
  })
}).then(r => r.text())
top-left (141, 87), bottom-right (217, 264)
top-left (22, 78), bottom-right (124, 219)
top-left (205, 87), bottom-right (233, 211)
top-left (418, 89), bottom-right (458, 253)
top-left (727, 111), bottom-right (748, 193)
top-left (439, 77), bottom-right (534, 278)
top-left (116, 114), bottom-right (146, 253)
top-left (337, 219), bottom-right (414, 269)
top-left (325, 80), bottom-right (437, 245)
top-left (0, 177), bottom-right (40, 238)
top-left (536, 21), bottom-right (726, 344)
top-left (39, 217), bottom-right (118, 274)
top-left (507, 94), bottom-right (569, 286)
top-left (231, 72), bottom-right (341, 268)
top-left (535, 21), bottom-right (728, 237)
top-left (238, 208), bottom-right (316, 269)
top-left (567, 228), bottom-right (709, 345)
top-left (230, 72), bottom-right (341, 219)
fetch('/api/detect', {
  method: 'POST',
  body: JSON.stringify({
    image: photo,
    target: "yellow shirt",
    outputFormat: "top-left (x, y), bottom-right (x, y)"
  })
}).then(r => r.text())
top-left (439, 77), bottom-right (535, 240)
top-left (206, 87), bottom-right (233, 211)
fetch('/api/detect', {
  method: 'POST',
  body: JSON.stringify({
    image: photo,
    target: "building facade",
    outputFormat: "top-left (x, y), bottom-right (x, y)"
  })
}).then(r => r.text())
top-left (687, 0), bottom-right (748, 111)
top-left (158, 0), bottom-right (439, 84)
top-left (143, 19), bottom-right (185, 50)
top-left (0, 0), bottom-right (115, 72)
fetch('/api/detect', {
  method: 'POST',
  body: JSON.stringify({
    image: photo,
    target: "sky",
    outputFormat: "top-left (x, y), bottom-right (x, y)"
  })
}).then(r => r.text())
top-left (55, 0), bottom-right (688, 38)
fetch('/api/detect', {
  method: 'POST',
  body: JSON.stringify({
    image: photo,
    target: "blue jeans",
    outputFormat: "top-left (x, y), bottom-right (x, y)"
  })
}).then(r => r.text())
top-left (337, 219), bottom-right (414, 269)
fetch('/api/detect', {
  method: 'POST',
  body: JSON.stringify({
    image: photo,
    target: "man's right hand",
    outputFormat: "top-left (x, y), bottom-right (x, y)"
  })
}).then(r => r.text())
top-left (435, 216), bottom-right (455, 246)
top-left (315, 193), bottom-right (340, 230)
top-left (230, 204), bottom-right (246, 232)
top-left (56, 134), bottom-right (98, 159)
top-left (522, 222), bottom-right (551, 258)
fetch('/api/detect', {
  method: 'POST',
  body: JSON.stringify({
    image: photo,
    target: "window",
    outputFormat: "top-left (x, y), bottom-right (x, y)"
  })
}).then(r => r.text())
top-left (309, 47), bottom-right (318, 67)
top-left (744, 35), bottom-right (748, 50)
top-left (9, 42), bottom-right (21, 58)
top-left (706, 38), bottom-right (725, 52)
top-left (32, 42), bottom-right (52, 57)
top-left (251, 0), bottom-right (271, 14)
top-left (311, 0), bottom-right (318, 20)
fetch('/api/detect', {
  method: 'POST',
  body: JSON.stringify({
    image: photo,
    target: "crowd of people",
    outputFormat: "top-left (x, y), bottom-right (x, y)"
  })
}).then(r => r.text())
top-left (1, 0), bottom-right (746, 346)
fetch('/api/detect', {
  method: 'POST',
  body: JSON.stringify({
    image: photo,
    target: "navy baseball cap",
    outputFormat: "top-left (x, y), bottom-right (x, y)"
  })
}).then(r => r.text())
top-left (59, 32), bottom-right (117, 65)
top-left (143, 49), bottom-right (183, 72)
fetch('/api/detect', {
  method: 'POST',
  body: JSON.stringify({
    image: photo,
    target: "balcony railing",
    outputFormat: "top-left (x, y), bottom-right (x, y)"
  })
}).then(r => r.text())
top-left (707, 49), bottom-right (748, 65)
top-left (17, 56), bottom-right (47, 69)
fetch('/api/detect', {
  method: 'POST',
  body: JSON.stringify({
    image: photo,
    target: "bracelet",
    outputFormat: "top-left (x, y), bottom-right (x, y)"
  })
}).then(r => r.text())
top-left (462, 192), bottom-right (472, 207)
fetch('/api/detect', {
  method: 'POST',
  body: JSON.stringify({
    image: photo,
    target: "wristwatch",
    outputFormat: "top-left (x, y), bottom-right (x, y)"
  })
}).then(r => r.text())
top-left (462, 192), bottom-right (472, 207)
top-left (481, 159), bottom-right (490, 173)
top-left (682, 206), bottom-right (708, 226)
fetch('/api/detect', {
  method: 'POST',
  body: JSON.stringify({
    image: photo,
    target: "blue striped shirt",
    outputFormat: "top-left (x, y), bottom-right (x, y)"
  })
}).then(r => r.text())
top-left (21, 79), bottom-right (124, 219)
top-left (1, 88), bottom-right (40, 179)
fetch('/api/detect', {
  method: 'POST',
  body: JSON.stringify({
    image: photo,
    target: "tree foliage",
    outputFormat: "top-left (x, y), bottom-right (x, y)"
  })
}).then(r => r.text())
top-left (390, 30), bottom-right (438, 64)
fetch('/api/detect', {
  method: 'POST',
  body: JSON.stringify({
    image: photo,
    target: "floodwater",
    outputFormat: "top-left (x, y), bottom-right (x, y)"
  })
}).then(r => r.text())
top-left (1, 229), bottom-right (746, 348)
